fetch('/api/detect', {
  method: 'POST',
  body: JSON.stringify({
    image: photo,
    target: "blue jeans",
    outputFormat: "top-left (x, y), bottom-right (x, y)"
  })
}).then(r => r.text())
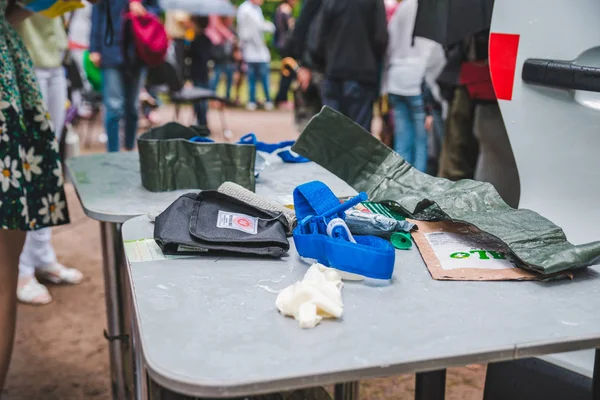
top-left (389, 93), bottom-right (428, 172)
top-left (321, 79), bottom-right (376, 132)
top-left (247, 62), bottom-right (271, 104)
top-left (103, 67), bottom-right (145, 152)
top-left (211, 63), bottom-right (235, 101)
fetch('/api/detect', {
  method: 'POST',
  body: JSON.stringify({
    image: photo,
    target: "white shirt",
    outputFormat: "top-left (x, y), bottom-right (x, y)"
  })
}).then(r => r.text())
top-left (236, 1), bottom-right (275, 63)
top-left (384, 0), bottom-right (446, 97)
top-left (424, 43), bottom-right (447, 110)
top-left (67, 2), bottom-right (93, 48)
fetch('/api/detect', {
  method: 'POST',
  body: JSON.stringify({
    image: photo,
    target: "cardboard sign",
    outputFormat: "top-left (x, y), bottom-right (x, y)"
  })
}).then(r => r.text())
top-left (410, 220), bottom-right (572, 281)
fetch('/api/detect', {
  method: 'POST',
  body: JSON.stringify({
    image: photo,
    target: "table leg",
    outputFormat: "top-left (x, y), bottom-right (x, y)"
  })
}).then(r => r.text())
top-left (593, 348), bottom-right (599, 400)
top-left (415, 370), bottom-right (446, 400)
top-left (118, 235), bottom-right (139, 399)
top-left (126, 257), bottom-right (148, 400)
top-left (334, 382), bottom-right (359, 400)
top-left (133, 320), bottom-right (148, 400)
top-left (100, 222), bottom-right (127, 400)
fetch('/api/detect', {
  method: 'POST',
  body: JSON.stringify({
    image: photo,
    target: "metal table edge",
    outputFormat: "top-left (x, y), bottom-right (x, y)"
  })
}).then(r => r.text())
top-left (514, 335), bottom-right (600, 359)
top-left (66, 162), bottom-right (138, 224)
top-left (138, 343), bottom-right (516, 398)
top-left (140, 337), bottom-right (600, 398)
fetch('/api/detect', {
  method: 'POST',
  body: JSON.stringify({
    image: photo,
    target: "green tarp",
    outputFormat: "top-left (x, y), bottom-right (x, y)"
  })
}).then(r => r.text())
top-left (138, 122), bottom-right (256, 192)
top-left (292, 107), bottom-right (600, 275)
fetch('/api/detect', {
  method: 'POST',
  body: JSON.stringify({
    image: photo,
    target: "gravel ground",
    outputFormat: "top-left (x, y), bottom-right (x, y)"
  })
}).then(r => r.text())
top-left (2, 107), bottom-right (486, 400)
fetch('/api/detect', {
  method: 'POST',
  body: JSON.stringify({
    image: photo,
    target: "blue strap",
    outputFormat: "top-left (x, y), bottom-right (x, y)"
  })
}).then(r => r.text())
top-left (191, 133), bottom-right (309, 163)
top-left (294, 180), bottom-right (343, 223)
top-left (277, 146), bottom-right (309, 163)
top-left (239, 133), bottom-right (278, 153)
top-left (239, 133), bottom-right (310, 163)
top-left (189, 136), bottom-right (215, 143)
top-left (293, 181), bottom-right (396, 280)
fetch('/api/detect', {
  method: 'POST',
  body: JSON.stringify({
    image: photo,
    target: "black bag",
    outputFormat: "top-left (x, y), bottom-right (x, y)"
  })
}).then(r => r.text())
top-left (154, 191), bottom-right (290, 257)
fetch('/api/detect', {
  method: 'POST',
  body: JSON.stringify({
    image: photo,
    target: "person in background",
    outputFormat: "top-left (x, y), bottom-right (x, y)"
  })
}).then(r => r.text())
top-left (14, 15), bottom-right (84, 305)
top-left (383, 0), bottom-right (440, 172)
top-left (377, 0), bottom-right (401, 148)
top-left (283, 0), bottom-right (324, 132)
top-left (89, 0), bottom-right (159, 152)
top-left (437, 34), bottom-right (486, 181)
top-left (423, 84), bottom-right (445, 175)
top-left (207, 15), bottom-right (236, 102)
top-left (232, 40), bottom-right (246, 107)
top-left (311, 0), bottom-right (387, 132)
top-left (65, 2), bottom-right (94, 116)
top-left (442, 32), bottom-right (520, 208)
top-left (423, 43), bottom-right (447, 175)
top-left (164, 10), bottom-right (191, 80)
top-left (139, 9), bottom-right (191, 127)
top-left (273, 0), bottom-right (297, 109)
top-left (237, 0), bottom-right (276, 111)
top-left (189, 16), bottom-right (213, 126)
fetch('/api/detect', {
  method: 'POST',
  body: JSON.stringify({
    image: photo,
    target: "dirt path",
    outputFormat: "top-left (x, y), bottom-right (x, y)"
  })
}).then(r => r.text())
top-left (2, 108), bottom-right (486, 400)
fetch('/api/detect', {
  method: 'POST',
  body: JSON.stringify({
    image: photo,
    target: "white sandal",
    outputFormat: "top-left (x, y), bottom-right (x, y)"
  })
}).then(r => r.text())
top-left (17, 277), bottom-right (52, 305)
top-left (36, 263), bottom-right (84, 285)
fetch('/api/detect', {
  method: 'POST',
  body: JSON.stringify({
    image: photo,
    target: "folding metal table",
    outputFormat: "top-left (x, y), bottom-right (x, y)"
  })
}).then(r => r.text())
top-left (66, 152), bottom-right (354, 399)
top-left (121, 215), bottom-right (600, 400)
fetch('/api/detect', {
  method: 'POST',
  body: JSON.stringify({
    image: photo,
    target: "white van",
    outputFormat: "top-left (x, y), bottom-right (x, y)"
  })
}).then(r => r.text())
top-left (484, 0), bottom-right (600, 397)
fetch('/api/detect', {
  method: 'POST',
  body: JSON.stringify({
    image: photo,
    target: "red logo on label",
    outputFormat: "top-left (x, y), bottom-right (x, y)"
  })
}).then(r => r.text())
top-left (236, 217), bottom-right (251, 228)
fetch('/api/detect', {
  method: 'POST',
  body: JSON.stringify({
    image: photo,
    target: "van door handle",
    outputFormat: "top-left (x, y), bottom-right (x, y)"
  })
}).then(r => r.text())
top-left (522, 58), bottom-right (600, 92)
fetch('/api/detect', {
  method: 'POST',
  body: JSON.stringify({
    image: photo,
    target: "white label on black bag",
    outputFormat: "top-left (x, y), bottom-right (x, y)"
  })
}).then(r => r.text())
top-left (217, 211), bottom-right (258, 234)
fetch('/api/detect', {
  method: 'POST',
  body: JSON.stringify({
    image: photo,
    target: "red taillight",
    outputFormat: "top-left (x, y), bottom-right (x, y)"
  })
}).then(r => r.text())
top-left (489, 33), bottom-right (520, 101)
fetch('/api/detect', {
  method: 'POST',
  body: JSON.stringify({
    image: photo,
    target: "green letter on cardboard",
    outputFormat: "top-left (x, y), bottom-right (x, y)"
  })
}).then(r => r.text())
top-left (470, 250), bottom-right (490, 260)
top-left (450, 252), bottom-right (470, 259)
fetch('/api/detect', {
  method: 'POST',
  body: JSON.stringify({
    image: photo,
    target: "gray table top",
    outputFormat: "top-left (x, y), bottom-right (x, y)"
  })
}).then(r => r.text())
top-left (66, 152), bottom-right (355, 223)
top-left (122, 216), bottom-right (600, 398)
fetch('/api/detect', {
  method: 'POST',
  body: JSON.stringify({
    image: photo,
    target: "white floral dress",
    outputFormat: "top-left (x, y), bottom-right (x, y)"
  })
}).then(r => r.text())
top-left (0, 0), bottom-right (69, 230)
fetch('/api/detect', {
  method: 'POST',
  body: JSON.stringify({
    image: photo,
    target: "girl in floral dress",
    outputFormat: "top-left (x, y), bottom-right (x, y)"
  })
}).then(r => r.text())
top-left (0, 0), bottom-right (73, 390)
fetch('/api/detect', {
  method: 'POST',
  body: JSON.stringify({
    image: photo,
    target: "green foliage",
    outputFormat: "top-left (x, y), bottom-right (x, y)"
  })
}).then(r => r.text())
top-left (231, 0), bottom-right (302, 60)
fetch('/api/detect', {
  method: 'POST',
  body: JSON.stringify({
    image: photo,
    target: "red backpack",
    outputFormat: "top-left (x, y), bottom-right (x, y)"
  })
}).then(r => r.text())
top-left (459, 61), bottom-right (497, 102)
top-left (125, 13), bottom-right (169, 67)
